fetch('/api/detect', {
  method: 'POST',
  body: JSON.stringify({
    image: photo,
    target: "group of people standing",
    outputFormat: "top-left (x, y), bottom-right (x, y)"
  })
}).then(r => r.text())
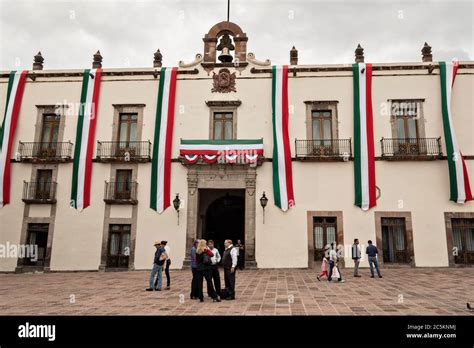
top-left (190, 239), bottom-right (239, 302)
top-left (317, 239), bottom-right (383, 282)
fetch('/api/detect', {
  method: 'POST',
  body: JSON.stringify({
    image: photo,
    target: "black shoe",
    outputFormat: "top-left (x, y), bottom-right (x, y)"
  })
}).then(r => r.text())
top-left (145, 288), bottom-right (154, 291)
top-left (378, 275), bottom-right (383, 278)
top-left (155, 288), bottom-right (162, 291)
top-left (354, 275), bottom-right (361, 277)
top-left (190, 296), bottom-right (198, 300)
top-left (370, 275), bottom-right (374, 278)
top-left (166, 286), bottom-right (170, 290)
top-left (200, 298), bottom-right (204, 302)
top-left (213, 297), bottom-right (221, 302)
top-left (225, 296), bottom-right (235, 300)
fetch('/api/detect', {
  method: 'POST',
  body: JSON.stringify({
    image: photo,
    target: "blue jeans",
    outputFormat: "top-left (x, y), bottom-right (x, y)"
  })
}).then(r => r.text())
top-left (368, 256), bottom-right (381, 277)
top-left (149, 263), bottom-right (163, 289)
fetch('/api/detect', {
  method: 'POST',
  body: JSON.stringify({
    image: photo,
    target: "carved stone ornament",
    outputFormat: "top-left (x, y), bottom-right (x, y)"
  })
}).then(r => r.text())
top-left (212, 68), bottom-right (236, 93)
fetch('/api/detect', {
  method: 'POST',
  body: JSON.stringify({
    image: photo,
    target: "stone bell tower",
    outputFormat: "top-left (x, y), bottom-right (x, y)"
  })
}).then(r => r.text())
top-left (202, 21), bottom-right (248, 69)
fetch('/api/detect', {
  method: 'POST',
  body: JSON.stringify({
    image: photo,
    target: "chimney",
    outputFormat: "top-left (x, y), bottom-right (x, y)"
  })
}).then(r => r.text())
top-left (33, 51), bottom-right (44, 70)
top-left (154, 49), bottom-right (163, 68)
top-left (355, 44), bottom-right (364, 63)
top-left (421, 42), bottom-right (432, 62)
top-left (92, 50), bottom-right (103, 68)
top-left (290, 46), bottom-right (298, 65)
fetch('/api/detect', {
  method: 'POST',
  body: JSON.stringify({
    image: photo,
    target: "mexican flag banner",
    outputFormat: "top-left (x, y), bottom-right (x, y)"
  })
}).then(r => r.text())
top-left (71, 69), bottom-right (102, 210)
top-left (353, 63), bottom-right (376, 211)
top-left (272, 65), bottom-right (294, 211)
top-left (439, 61), bottom-right (472, 203)
top-left (0, 70), bottom-right (28, 207)
top-left (150, 67), bottom-right (178, 213)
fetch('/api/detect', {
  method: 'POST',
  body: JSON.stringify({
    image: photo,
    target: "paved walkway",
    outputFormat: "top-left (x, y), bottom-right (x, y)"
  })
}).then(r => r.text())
top-left (0, 268), bottom-right (473, 315)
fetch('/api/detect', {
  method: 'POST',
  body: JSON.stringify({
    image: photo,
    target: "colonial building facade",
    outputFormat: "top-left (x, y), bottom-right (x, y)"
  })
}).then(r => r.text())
top-left (0, 21), bottom-right (473, 272)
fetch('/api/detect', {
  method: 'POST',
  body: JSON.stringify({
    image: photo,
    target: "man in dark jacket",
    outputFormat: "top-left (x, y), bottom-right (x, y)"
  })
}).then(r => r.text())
top-left (222, 239), bottom-right (238, 300)
top-left (146, 241), bottom-right (166, 291)
top-left (366, 240), bottom-right (382, 278)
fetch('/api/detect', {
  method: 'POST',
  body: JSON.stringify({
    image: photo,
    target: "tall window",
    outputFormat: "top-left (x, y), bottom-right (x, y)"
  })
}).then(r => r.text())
top-left (118, 113), bottom-right (138, 144)
top-left (313, 217), bottom-right (337, 261)
top-left (35, 169), bottom-right (53, 200)
top-left (452, 218), bottom-right (474, 265)
top-left (25, 224), bottom-right (49, 266)
top-left (392, 101), bottom-right (420, 139)
top-left (381, 217), bottom-right (408, 263)
top-left (312, 110), bottom-right (332, 140)
top-left (213, 112), bottom-right (233, 140)
top-left (115, 170), bottom-right (132, 199)
top-left (107, 224), bottom-right (131, 268)
top-left (40, 114), bottom-right (60, 144)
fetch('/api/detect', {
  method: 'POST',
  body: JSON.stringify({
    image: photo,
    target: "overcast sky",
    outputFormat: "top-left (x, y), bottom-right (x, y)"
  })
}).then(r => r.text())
top-left (0, 0), bottom-right (472, 70)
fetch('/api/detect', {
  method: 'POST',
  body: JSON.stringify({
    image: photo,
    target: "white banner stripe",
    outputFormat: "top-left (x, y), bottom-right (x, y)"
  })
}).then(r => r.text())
top-left (358, 64), bottom-right (370, 211)
top-left (0, 72), bottom-right (21, 206)
top-left (274, 67), bottom-right (288, 211)
top-left (76, 69), bottom-right (96, 210)
top-left (156, 68), bottom-right (172, 213)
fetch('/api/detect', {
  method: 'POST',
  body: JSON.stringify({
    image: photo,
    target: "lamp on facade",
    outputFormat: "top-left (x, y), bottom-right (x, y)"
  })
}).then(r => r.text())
top-left (260, 192), bottom-right (268, 223)
top-left (173, 193), bottom-right (181, 225)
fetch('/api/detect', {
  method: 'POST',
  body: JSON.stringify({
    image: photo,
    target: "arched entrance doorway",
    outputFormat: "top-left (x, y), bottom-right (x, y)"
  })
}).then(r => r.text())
top-left (198, 189), bottom-right (245, 265)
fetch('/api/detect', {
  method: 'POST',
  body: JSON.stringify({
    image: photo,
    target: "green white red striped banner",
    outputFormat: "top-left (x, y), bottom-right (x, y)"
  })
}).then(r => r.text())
top-left (272, 65), bottom-right (294, 211)
top-left (439, 61), bottom-right (472, 203)
top-left (179, 139), bottom-right (264, 155)
top-left (0, 71), bottom-right (27, 207)
top-left (150, 67), bottom-right (178, 213)
top-left (71, 69), bottom-right (102, 210)
top-left (353, 63), bottom-right (376, 211)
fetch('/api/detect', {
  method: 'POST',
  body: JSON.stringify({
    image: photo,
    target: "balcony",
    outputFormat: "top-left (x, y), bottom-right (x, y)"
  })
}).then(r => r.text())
top-left (380, 137), bottom-right (442, 160)
top-left (104, 181), bottom-right (138, 204)
top-left (96, 141), bottom-right (151, 162)
top-left (22, 181), bottom-right (57, 204)
top-left (295, 139), bottom-right (352, 161)
top-left (18, 142), bottom-right (73, 162)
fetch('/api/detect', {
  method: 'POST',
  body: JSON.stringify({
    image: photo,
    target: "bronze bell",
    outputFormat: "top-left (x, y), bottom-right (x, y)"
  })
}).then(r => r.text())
top-left (218, 47), bottom-right (233, 63)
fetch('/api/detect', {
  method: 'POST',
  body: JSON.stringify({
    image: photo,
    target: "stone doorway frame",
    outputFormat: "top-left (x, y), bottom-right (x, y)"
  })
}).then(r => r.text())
top-left (183, 164), bottom-right (257, 268)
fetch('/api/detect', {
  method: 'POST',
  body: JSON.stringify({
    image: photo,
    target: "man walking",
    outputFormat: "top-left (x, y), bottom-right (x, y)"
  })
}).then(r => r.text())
top-left (352, 238), bottom-right (361, 277)
top-left (146, 241), bottom-right (166, 291)
top-left (161, 241), bottom-right (171, 290)
top-left (207, 240), bottom-right (221, 297)
top-left (366, 240), bottom-right (382, 278)
top-left (222, 239), bottom-right (238, 300)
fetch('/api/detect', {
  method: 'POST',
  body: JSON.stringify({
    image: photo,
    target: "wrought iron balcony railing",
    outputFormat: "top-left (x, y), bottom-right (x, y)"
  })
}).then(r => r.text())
top-left (22, 181), bottom-right (57, 203)
top-left (96, 141), bottom-right (151, 162)
top-left (380, 137), bottom-right (442, 159)
top-left (18, 142), bottom-right (73, 162)
top-left (295, 139), bottom-right (352, 160)
top-left (104, 181), bottom-right (138, 204)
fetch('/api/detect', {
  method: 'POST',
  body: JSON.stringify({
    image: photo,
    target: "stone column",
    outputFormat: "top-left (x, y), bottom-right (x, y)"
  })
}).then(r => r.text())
top-left (183, 169), bottom-right (198, 267)
top-left (244, 168), bottom-right (257, 268)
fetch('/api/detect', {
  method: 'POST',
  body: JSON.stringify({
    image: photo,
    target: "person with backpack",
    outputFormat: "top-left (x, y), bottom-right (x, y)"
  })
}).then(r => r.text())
top-left (195, 239), bottom-right (220, 302)
top-left (146, 240), bottom-right (167, 291)
top-left (222, 239), bottom-right (238, 300)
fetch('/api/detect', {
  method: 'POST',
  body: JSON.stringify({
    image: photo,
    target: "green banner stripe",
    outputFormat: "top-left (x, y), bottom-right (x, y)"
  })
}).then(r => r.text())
top-left (150, 67), bottom-right (166, 210)
top-left (70, 69), bottom-right (90, 207)
top-left (353, 64), bottom-right (362, 207)
top-left (180, 139), bottom-right (263, 145)
top-left (0, 71), bottom-right (17, 151)
top-left (271, 66), bottom-right (282, 209)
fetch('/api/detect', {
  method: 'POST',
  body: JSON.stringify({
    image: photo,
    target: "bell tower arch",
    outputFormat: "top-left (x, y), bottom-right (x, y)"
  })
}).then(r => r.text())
top-left (203, 21), bottom-right (248, 65)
